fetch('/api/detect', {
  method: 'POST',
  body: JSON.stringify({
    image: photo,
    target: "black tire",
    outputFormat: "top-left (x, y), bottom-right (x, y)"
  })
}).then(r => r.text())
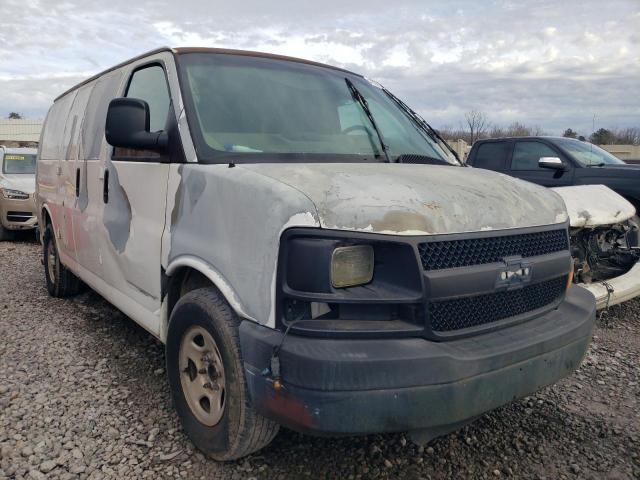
top-left (0, 224), bottom-right (13, 241)
top-left (166, 287), bottom-right (279, 461)
top-left (43, 224), bottom-right (81, 297)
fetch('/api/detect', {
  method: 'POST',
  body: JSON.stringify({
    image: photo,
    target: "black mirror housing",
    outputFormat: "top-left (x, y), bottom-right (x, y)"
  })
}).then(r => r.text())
top-left (105, 98), bottom-right (168, 150)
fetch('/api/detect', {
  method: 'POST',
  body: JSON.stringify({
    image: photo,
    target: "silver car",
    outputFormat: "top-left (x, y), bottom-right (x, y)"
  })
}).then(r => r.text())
top-left (0, 146), bottom-right (38, 240)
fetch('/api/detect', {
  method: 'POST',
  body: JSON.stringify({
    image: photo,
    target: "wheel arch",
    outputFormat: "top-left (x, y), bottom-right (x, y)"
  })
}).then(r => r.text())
top-left (40, 204), bottom-right (55, 242)
top-left (163, 256), bottom-right (256, 341)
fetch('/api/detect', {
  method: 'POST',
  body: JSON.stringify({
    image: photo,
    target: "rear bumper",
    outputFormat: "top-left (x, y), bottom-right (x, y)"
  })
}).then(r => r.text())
top-left (579, 262), bottom-right (640, 309)
top-left (240, 286), bottom-right (595, 436)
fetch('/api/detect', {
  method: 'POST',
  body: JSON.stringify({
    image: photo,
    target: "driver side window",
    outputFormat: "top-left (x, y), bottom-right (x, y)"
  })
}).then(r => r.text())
top-left (512, 141), bottom-right (559, 170)
top-left (113, 64), bottom-right (170, 159)
top-left (126, 65), bottom-right (170, 132)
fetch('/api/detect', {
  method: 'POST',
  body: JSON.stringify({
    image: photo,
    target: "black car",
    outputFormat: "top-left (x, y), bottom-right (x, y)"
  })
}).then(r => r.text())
top-left (466, 136), bottom-right (640, 211)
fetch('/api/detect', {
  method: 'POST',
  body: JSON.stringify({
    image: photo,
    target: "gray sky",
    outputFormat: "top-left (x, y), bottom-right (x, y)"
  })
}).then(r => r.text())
top-left (1, 0), bottom-right (638, 135)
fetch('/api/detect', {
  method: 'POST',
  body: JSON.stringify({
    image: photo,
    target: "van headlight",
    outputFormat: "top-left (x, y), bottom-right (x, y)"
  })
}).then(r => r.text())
top-left (0, 188), bottom-right (29, 200)
top-left (331, 245), bottom-right (374, 288)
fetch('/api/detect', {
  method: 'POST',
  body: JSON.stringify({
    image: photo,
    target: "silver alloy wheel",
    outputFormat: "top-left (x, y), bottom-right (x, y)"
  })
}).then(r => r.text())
top-left (179, 325), bottom-right (226, 426)
top-left (47, 240), bottom-right (57, 284)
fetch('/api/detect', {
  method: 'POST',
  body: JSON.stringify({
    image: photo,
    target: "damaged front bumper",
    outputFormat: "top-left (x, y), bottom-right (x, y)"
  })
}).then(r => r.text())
top-left (579, 262), bottom-right (640, 309)
top-left (239, 286), bottom-right (595, 438)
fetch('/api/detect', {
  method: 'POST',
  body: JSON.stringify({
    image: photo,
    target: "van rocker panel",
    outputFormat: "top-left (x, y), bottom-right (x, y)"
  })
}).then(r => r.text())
top-left (239, 285), bottom-right (595, 435)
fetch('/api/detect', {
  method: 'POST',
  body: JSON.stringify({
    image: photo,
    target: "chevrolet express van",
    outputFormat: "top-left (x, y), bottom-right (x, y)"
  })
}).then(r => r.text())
top-left (37, 47), bottom-right (596, 460)
top-left (0, 146), bottom-right (38, 240)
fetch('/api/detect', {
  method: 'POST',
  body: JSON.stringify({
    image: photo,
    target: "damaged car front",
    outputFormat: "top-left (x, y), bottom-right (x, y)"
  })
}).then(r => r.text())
top-left (553, 184), bottom-right (640, 309)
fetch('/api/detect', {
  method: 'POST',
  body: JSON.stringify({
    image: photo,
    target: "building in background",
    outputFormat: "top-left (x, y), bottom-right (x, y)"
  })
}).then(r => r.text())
top-left (0, 119), bottom-right (43, 147)
top-left (599, 144), bottom-right (640, 162)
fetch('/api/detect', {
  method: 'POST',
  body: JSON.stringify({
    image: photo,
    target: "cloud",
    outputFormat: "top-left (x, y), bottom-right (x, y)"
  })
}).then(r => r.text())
top-left (0, 0), bottom-right (638, 135)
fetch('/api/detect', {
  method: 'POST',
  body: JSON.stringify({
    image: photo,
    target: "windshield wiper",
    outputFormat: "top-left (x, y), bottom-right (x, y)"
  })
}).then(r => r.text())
top-left (586, 162), bottom-right (605, 167)
top-left (380, 86), bottom-right (461, 165)
top-left (345, 78), bottom-right (391, 163)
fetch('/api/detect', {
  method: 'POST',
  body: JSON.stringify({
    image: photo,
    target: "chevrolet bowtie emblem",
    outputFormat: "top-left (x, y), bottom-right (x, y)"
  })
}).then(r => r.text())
top-left (496, 257), bottom-right (532, 288)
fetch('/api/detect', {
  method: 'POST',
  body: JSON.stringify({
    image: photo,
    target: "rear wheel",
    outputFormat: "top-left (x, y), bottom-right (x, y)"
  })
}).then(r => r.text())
top-left (166, 287), bottom-right (279, 461)
top-left (43, 224), bottom-right (81, 297)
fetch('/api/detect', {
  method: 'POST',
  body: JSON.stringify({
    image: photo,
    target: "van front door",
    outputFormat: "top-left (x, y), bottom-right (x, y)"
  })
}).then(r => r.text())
top-left (100, 63), bottom-right (172, 334)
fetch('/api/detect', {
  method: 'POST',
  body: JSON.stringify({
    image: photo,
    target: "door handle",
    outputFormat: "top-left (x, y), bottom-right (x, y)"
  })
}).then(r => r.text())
top-left (75, 168), bottom-right (80, 197)
top-left (103, 169), bottom-right (109, 203)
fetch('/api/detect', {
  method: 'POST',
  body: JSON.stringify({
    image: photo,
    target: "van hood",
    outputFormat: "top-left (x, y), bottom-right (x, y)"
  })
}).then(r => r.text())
top-left (239, 163), bottom-right (568, 235)
top-left (0, 174), bottom-right (36, 194)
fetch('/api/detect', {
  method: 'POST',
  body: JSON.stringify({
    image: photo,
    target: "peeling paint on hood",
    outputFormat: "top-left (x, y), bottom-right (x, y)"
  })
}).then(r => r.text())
top-left (240, 163), bottom-right (568, 235)
top-left (552, 185), bottom-right (636, 228)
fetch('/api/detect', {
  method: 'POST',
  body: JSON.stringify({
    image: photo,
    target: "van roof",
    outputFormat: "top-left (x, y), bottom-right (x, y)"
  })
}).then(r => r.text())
top-left (55, 47), bottom-right (360, 102)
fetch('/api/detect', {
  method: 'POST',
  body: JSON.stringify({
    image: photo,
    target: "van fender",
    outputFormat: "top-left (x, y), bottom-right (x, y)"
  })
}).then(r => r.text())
top-left (164, 255), bottom-right (257, 336)
top-left (40, 203), bottom-right (57, 242)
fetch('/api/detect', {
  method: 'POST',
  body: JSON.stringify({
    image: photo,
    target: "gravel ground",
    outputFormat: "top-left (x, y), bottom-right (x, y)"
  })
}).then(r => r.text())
top-left (1, 237), bottom-right (639, 480)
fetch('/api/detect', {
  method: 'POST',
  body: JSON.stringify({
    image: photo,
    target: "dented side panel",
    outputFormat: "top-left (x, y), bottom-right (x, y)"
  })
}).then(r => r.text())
top-left (164, 163), bottom-right (319, 329)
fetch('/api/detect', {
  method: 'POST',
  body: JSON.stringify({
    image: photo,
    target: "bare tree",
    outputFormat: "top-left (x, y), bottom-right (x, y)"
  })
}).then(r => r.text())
top-left (464, 110), bottom-right (487, 145)
top-left (612, 127), bottom-right (640, 145)
top-left (489, 125), bottom-right (506, 138)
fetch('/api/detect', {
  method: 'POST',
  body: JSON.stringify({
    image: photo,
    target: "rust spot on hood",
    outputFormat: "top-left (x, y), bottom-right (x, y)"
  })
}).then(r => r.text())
top-left (423, 202), bottom-right (441, 211)
top-left (371, 210), bottom-right (430, 233)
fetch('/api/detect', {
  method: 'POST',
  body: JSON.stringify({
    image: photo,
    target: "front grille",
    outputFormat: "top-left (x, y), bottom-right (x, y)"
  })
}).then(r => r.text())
top-left (6, 211), bottom-right (34, 223)
top-left (428, 276), bottom-right (567, 332)
top-left (418, 229), bottom-right (568, 271)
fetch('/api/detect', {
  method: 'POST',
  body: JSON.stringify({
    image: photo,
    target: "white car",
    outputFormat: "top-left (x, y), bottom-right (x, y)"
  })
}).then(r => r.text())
top-left (553, 185), bottom-right (640, 309)
top-left (0, 146), bottom-right (38, 240)
top-left (36, 47), bottom-right (595, 460)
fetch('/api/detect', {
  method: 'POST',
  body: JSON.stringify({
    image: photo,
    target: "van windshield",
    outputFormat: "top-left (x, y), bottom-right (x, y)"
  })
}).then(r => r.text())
top-left (177, 53), bottom-right (455, 164)
top-left (2, 153), bottom-right (36, 174)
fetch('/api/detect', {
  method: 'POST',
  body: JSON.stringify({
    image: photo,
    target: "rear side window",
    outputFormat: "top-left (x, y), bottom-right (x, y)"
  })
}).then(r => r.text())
top-left (63, 83), bottom-right (93, 161)
top-left (512, 141), bottom-right (559, 170)
top-left (126, 65), bottom-right (170, 132)
top-left (473, 142), bottom-right (509, 170)
top-left (82, 71), bottom-right (124, 160)
top-left (40, 92), bottom-right (77, 160)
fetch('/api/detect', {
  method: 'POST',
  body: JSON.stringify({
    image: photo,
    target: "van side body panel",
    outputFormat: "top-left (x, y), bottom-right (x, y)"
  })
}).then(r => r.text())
top-left (164, 163), bottom-right (319, 330)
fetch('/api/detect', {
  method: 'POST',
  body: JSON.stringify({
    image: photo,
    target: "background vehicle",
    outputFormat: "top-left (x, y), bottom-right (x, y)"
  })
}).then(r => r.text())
top-left (0, 146), bottom-right (38, 240)
top-left (467, 137), bottom-right (640, 308)
top-left (37, 48), bottom-right (595, 460)
top-left (466, 136), bottom-right (640, 211)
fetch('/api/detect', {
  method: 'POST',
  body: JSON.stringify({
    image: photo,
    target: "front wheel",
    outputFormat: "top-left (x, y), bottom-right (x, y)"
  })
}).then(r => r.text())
top-left (166, 287), bottom-right (279, 461)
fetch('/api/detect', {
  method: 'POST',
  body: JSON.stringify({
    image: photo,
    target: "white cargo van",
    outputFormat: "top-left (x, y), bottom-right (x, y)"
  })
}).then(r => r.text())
top-left (37, 47), bottom-right (596, 460)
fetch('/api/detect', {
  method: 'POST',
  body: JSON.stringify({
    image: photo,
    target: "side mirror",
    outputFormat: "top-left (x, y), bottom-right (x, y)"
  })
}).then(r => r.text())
top-left (105, 98), bottom-right (168, 150)
top-left (538, 156), bottom-right (566, 170)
